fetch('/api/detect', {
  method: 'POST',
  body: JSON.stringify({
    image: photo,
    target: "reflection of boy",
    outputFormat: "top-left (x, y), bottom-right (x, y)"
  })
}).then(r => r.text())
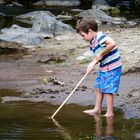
top-left (93, 114), bottom-right (114, 139)
top-left (76, 18), bottom-right (122, 117)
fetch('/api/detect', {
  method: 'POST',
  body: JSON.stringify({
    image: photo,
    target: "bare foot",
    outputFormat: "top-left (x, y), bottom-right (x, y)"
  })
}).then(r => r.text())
top-left (83, 109), bottom-right (101, 115)
top-left (103, 113), bottom-right (114, 117)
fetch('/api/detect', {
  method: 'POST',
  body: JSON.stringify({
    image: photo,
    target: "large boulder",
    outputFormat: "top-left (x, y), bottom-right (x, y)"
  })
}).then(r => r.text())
top-left (0, 11), bottom-right (75, 47)
top-left (16, 11), bottom-right (75, 36)
top-left (0, 24), bottom-right (45, 47)
top-left (78, 8), bottom-right (115, 24)
top-left (78, 8), bottom-right (127, 25)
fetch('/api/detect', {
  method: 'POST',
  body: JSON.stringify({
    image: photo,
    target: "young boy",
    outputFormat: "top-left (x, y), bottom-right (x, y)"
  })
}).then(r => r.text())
top-left (76, 18), bottom-right (122, 117)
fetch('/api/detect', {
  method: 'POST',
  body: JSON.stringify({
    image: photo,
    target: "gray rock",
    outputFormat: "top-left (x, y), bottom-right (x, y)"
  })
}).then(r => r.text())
top-left (78, 8), bottom-right (114, 24)
top-left (16, 11), bottom-right (55, 25)
top-left (56, 15), bottom-right (73, 21)
top-left (34, 0), bottom-right (81, 6)
top-left (0, 39), bottom-right (26, 51)
top-left (79, 8), bottom-right (127, 25)
top-left (0, 11), bottom-right (75, 47)
top-left (132, 18), bottom-right (140, 24)
top-left (92, 0), bottom-right (110, 10)
top-left (93, 0), bottom-right (109, 6)
top-left (0, 24), bottom-right (45, 46)
top-left (16, 11), bottom-right (75, 36)
top-left (126, 21), bottom-right (138, 27)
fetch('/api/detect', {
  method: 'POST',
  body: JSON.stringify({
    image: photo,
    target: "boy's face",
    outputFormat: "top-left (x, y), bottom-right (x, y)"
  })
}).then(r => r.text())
top-left (79, 29), bottom-right (95, 41)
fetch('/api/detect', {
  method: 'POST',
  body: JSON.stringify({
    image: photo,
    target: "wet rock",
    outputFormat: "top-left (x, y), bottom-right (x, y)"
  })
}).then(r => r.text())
top-left (48, 78), bottom-right (66, 87)
top-left (38, 53), bottom-right (67, 64)
top-left (75, 85), bottom-right (87, 91)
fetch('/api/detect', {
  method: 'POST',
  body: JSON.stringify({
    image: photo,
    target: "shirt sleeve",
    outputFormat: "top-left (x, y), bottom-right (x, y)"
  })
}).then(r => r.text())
top-left (97, 33), bottom-right (111, 46)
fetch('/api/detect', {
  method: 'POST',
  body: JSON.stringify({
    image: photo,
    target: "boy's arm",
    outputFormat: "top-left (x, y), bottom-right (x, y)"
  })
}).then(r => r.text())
top-left (96, 38), bottom-right (116, 61)
top-left (86, 38), bottom-right (116, 73)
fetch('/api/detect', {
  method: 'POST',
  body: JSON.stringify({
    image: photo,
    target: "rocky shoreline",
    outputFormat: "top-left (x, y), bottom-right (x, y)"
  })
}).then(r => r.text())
top-left (0, 25), bottom-right (140, 119)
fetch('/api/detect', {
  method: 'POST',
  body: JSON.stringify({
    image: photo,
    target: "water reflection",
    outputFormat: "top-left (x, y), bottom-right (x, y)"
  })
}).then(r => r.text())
top-left (52, 118), bottom-right (72, 140)
top-left (52, 114), bottom-right (116, 140)
top-left (93, 114), bottom-right (116, 140)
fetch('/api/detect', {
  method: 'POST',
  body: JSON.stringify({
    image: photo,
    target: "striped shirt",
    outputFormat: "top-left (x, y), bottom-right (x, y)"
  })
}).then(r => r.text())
top-left (90, 31), bottom-right (122, 72)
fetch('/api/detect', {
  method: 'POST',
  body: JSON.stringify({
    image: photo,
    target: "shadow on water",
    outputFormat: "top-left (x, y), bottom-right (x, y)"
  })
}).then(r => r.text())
top-left (0, 90), bottom-right (139, 140)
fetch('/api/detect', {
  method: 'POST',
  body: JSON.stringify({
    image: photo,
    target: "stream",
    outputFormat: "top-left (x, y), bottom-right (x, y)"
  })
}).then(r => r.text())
top-left (0, 96), bottom-right (139, 140)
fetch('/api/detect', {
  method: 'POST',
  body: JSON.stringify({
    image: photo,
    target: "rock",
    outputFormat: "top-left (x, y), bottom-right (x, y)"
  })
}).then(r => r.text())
top-left (0, 0), bottom-right (5, 4)
top-left (71, 9), bottom-right (83, 12)
top-left (34, 0), bottom-right (81, 6)
top-left (126, 21), bottom-right (138, 27)
top-left (83, 50), bottom-right (94, 57)
top-left (92, 0), bottom-right (110, 10)
top-left (16, 11), bottom-right (75, 36)
top-left (0, 39), bottom-right (26, 51)
top-left (132, 18), bottom-right (140, 24)
top-left (16, 11), bottom-right (55, 25)
top-left (78, 8), bottom-right (128, 25)
top-left (78, 8), bottom-right (115, 24)
top-left (0, 11), bottom-right (75, 47)
top-left (76, 56), bottom-right (87, 61)
top-left (0, 24), bottom-right (45, 47)
top-left (112, 17), bottom-right (127, 25)
top-left (93, 0), bottom-right (109, 6)
top-left (38, 53), bottom-right (67, 64)
top-left (56, 15), bottom-right (73, 21)
top-left (55, 34), bottom-right (73, 41)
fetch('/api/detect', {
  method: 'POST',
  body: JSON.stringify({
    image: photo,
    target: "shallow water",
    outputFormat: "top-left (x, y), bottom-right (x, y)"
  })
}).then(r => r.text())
top-left (0, 90), bottom-right (139, 140)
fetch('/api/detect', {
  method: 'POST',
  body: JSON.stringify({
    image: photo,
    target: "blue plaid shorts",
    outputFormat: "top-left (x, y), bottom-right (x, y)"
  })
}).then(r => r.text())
top-left (94, 66), bottom-right (122, 94)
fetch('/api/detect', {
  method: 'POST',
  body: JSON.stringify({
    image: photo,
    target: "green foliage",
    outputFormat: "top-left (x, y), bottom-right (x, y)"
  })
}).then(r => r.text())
top-left (104, 7), bottom-right (120, 16)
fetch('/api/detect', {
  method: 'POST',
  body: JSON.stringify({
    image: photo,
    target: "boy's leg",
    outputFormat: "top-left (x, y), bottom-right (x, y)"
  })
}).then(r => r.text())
top-left (83, 88), bottom-right (103, 115)
top-left (104, 94), bottom-right (114, 117)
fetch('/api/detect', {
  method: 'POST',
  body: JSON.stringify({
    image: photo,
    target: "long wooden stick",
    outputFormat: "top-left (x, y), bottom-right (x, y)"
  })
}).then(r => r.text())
top-left (51, 72), bottom-right (88, 119)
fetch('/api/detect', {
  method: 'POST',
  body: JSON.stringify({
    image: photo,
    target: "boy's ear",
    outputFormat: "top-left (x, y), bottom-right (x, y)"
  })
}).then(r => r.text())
top-left (88, 29), bottom-right (92, 33)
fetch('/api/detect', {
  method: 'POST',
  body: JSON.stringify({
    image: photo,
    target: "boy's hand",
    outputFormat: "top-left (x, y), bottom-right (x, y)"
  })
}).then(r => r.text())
top-left (86, 59), bottom-right (98, 73)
